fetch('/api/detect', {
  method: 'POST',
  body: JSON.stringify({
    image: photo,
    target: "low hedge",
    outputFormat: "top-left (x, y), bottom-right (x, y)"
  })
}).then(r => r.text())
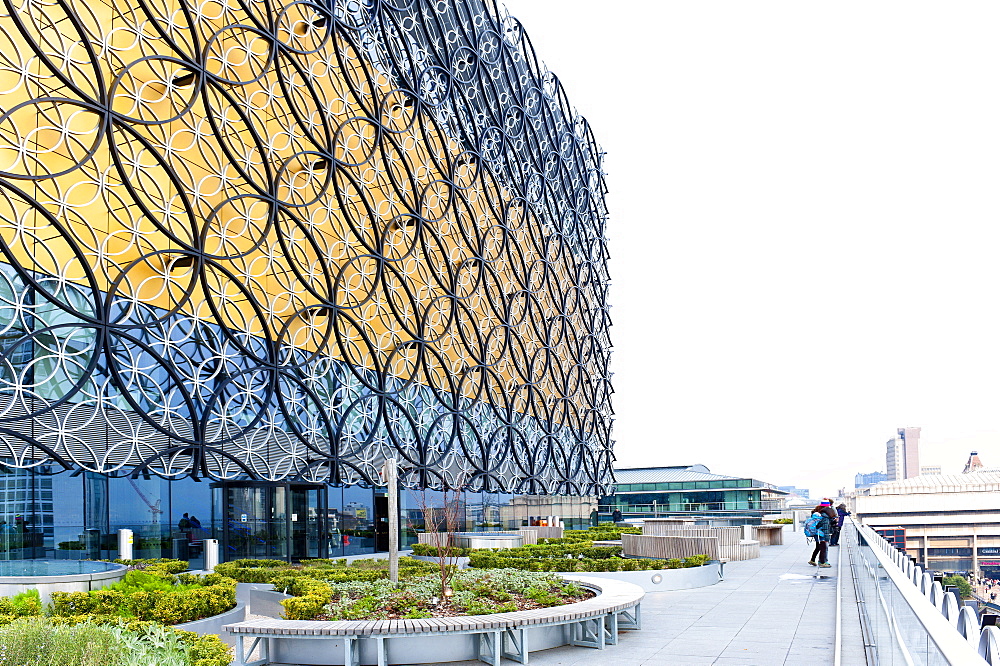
top-left (112, 558), bottom-right (190, 575)
top-left (409, 543), bottom-right (473, 557)
top-left (469, 552), bottom-right (710, 572)
top-left (215, 557), bottom-right (437, 586)
top-left (51, 571), bottom-right (236, 625)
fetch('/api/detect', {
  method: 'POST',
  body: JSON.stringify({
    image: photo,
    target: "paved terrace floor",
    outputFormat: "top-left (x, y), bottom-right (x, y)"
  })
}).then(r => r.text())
top-left (411, 526), bottom-right (867, 666)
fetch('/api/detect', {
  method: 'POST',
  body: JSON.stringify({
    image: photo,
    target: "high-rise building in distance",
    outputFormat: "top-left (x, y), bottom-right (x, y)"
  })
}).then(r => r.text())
top-left (886, 427), bottom-right (921, 481)
top-left (855, 471), bottom-right (888, 489)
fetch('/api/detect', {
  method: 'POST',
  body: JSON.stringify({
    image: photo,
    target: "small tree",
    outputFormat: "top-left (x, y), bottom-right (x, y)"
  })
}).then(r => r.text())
top-left (943, 574), bottom-right (972, 599)
top-left (415, 486), bottom-right (464, 604)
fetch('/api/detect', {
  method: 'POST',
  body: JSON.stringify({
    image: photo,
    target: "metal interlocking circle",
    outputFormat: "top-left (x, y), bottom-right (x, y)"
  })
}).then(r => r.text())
top-left (0, 0), bottom-right (613, 494)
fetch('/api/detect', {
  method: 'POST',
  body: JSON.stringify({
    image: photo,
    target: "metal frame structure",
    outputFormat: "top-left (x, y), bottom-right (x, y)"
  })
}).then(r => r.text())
top-left (0, 0), bottom-right (613, 494)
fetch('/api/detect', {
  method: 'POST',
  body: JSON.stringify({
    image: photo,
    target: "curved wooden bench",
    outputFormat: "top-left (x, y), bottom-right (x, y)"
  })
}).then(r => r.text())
top-left (225, 576), bottom-right (644, 666)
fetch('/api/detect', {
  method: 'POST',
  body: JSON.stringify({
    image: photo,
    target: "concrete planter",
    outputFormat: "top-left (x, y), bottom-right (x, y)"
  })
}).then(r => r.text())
top-left (177, 583), bottom-right (289, 647)
top-left (558, 560), bottom-right (722, 592)
top-left (268, 624), bottom-right (572, 665)
top-left (175, 601), bottom-right (246, 640)
top-left (0, 562), bottom-right (127, 605)
top-left (226, 578), bottom-right (642, 666)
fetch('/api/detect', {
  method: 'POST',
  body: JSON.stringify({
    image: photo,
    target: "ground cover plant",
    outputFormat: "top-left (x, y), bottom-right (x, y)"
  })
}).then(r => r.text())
top-left (0, 558), bottom-right (232, 665)
top-left (0, 617), bottom-right (230, 666)
top-left (280, 568), bottom-right (593, 621)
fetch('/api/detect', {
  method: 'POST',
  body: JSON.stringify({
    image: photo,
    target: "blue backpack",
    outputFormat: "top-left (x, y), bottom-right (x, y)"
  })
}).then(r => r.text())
top-left (804, 514), bottom-right (822, 537)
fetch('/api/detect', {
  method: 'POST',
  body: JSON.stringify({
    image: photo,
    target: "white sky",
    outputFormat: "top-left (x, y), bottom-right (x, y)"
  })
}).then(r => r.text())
top-left (499, 1), bottom-right (1000, 497)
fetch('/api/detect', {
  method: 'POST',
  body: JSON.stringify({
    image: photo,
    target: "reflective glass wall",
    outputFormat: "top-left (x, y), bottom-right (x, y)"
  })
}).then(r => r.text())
top-left (0, 465), bottom-right (596, 566)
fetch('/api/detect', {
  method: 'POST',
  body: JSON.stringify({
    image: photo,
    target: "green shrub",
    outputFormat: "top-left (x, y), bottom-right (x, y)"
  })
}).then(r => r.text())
top-left (50, 570), bottom-right (236, 625)
top-left (943, 574), bottom-right (973, 599)
top-left (410, 543), bottom-right (473, 557)
top-left (771, 518), bottom-right (793, 524)
top-left (0, 589), bottom-right (41, 617)
top-left (112, 558), bottom-right (189, 575)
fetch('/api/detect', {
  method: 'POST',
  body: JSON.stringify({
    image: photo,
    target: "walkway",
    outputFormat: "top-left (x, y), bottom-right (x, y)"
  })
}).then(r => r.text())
top-left (410, 526), bottom-right (865, 665)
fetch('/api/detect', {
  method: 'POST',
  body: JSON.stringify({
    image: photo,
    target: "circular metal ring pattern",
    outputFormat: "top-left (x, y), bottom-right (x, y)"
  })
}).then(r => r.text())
top-left (0, 0), bottom-right (612, 494)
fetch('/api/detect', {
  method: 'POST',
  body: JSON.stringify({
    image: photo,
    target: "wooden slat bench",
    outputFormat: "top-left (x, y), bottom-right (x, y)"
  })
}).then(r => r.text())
top-left (752, 525), bottom-right (784, 546)
top-left (224, 576), bottom-right (643, 666)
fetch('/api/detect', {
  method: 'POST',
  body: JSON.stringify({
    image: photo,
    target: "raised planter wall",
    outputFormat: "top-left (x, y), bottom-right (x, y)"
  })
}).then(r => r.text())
top-left (177, 583), bottom-right (289, 647)
top-left (622, 533), bottom-right (721, 561)
top-left (226, 577), bottom-right (643, 666)
top-left (0, 565), bottom-right (127, 605)
top-left (558, 561), bottom-right (722, 592)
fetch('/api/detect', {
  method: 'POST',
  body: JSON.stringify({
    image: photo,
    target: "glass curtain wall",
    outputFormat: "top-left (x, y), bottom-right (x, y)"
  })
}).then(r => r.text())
top-left (0, 464), bottom-right (597, 564)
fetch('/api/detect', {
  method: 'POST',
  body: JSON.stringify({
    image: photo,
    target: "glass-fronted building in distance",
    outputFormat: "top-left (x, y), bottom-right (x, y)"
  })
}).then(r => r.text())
top-left (0, 0), bottom-right (613, 565)
top-left (599, 466), bottom-right (787, 526)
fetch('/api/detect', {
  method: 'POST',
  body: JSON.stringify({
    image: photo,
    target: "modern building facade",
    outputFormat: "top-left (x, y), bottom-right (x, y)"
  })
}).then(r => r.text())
top-left (886, 427), bottom-right (921, 481)
top-left (0, 0), bottom-right (613, 563)
top-left (853, 470), bottom-right (1000, 574)
top-left (599, 466), bottom-right (787, 525)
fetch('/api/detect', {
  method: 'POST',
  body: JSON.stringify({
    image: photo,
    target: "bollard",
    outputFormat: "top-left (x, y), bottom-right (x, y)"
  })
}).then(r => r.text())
top-left (203, 539), bottom-right (219, 573)
top-left (118, 528), bottom-right (133, 560)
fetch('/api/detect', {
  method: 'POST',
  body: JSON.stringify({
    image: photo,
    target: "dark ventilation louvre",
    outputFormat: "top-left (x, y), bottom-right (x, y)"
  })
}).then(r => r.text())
top-left (171, 70), bottom-right (197, 87)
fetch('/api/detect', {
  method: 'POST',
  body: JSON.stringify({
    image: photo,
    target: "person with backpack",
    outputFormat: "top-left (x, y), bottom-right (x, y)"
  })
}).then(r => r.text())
top-left (830, 503), bottom-right (851, 546)
top-left (804, 509), bottom-right (832, 567)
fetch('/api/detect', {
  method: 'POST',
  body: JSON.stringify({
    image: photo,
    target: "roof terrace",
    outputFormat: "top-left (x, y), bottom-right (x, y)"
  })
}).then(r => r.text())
top-left (416, 520), bottom-right (997, 665)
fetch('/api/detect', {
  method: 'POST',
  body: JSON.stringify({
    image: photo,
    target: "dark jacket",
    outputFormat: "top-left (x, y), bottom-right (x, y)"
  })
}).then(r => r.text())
top-left (810, 512), bottom-right (832, 541)
top-left (836, 507), bottom-right (851, 527)
top-left (814, 504), bottom-right (837, 522)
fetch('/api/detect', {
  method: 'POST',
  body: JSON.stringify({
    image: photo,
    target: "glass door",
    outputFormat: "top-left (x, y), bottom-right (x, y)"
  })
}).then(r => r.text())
top-left (213, 482), bottom-right (326, 562)
top-left (289, 485), bottom-right (325, 560)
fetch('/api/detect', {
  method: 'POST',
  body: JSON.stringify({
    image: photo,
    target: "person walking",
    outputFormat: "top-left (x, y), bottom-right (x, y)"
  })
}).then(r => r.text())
top-left (808, 509), bottom-right (833, 568)
top-left (830, 503), bottom-right (851, 546)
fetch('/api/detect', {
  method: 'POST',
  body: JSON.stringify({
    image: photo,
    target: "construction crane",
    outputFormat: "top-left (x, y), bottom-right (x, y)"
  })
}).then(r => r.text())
top-left (128, 478), bottom-right (164, 522)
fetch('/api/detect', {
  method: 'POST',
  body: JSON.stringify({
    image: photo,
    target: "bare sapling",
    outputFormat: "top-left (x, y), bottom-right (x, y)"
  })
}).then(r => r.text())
top-left (416, 486), bottom-right (464, 606)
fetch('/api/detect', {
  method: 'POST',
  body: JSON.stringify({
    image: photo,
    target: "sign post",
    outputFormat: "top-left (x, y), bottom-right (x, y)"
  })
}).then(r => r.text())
top-left (382, 458), bottom-right (399, 583)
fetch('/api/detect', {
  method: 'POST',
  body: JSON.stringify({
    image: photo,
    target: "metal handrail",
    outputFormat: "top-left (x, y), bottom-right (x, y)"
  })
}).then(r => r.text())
top-left (852, 519), bottom-right (990, 664)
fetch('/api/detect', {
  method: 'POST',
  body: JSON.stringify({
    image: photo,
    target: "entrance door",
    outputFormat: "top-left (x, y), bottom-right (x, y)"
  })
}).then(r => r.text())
top-left (374, 493), bottom-right (389, 552)
top-left (213, 482), bottom-right (326, 562)
top-left (289, 486), bottom-right (325, 560)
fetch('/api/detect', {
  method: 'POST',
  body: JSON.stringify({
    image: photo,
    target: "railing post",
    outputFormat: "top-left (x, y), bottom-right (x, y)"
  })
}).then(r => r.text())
top-left (118, 528), bottom-right (133, 560)
top-left (958, 606), bottom-right (981, 644)
top-left (979, 626), bottom-right (1000, 663)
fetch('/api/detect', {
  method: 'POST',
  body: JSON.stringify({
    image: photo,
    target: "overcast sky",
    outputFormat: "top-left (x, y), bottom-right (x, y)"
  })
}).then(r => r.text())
top-left (500, 1), bottom-right (1000, 497)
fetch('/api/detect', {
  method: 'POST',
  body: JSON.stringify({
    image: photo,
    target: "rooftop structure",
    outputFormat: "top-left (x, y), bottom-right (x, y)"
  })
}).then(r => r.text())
top-left (855, 469), bottom-right (1000, 572)
top-left (600, 465), bottom-right (787, 525)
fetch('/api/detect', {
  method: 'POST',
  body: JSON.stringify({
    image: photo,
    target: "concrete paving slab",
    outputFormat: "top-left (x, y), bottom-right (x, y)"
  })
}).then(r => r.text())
top-left (398, 526), bottom-right (861, 666)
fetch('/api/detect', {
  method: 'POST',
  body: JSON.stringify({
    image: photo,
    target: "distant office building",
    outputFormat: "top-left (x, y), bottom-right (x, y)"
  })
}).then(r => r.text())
top-left (854, 471), bottom-right (1000, 574)
top-left (964, 452), bottom-right (985, 474)
top-left (777, 486), bottom-right (810, 499)
top-left (855, 471), bottom-right (888, 489)
top-left (886, 427), bottom-right (921, 481)
top-left (920, 466), bottom-right (942, 476)
top-left (601, 465), bottom-right (788, 526)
